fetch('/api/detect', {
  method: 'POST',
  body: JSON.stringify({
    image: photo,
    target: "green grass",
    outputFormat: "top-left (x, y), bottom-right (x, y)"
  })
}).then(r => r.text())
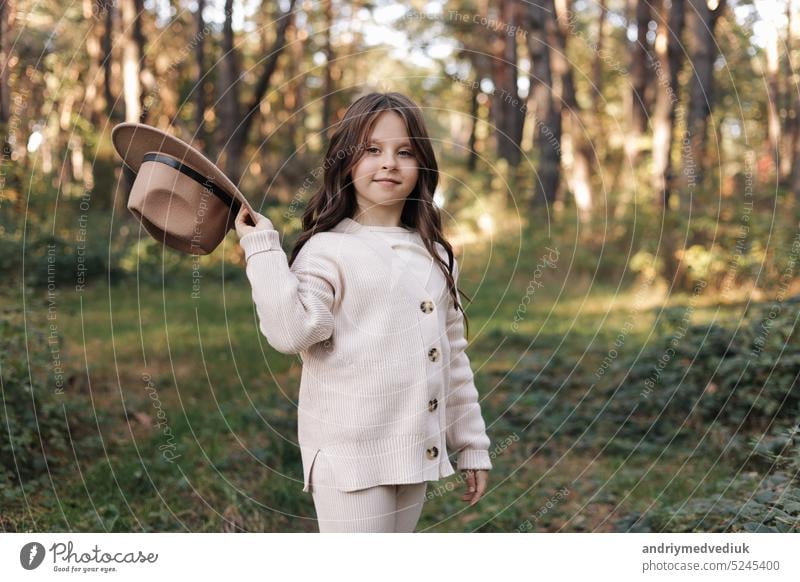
top-left (2, 235), bottom-right (765, 532)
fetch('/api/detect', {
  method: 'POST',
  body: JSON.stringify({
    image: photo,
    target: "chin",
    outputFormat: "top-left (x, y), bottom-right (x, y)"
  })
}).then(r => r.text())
top-left (373, 199), bottom-right (405, 207)
top-left (368, 191), bottom-right (409, 202)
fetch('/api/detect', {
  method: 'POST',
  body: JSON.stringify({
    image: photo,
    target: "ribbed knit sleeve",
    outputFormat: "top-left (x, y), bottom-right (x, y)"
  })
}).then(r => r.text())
top-left (444, 258), bottom-right (493, 471)
top-left (239, 228), bottom-right (339, 355)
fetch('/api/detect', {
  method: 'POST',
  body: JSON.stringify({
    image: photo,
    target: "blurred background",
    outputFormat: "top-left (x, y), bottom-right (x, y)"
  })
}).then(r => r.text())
top-left (1, 0), bottom-right (799, 532)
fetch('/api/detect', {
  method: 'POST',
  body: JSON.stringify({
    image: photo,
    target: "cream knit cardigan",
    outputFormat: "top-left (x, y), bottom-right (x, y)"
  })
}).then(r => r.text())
top-left (239, 216), bottom-right (492, 492)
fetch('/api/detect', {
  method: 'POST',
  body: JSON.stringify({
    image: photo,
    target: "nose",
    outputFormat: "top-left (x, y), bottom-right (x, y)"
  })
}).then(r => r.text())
top-left (381, 152), bottom-right (397, 169)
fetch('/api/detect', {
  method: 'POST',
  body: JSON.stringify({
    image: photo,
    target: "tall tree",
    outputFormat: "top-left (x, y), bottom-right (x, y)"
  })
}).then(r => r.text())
top-left (116, 0), bottom-right (147, 215)
top-left (766, 0), bottom-right (781, 177)
top-left (651, 0), bottom-right (685, 210)
top-left (592, 0), bottom-right (608, 116)
top-left (551, 0), bottom-right (593, 220)
top-left (120, 0), bottom-right (145, 124)
top-left (218, 0), bottom-right (298, 184)
top-left (194, 0), bottom-right (210, 151)
top-left (466, 76), bottom-right (481, 172)
top-left (102, 0), bottom-right (116, 120)
top-left (321, 0), bottom-right (334, 136)
top-left (83, 0), bottom-right (107, 125)
top-left (489, 0), bottom-right (525, 166)
top-left (627, 0), bottom-right (653, 167)
top-left (444, 0), bottom-right (493, 173)
top-left (790, 3), bottom-right (800, 200)
top-left (525, 0), bottom-right (561, 206)
top-left (683, 0), bottom-right (726, 190)
top-left (780, 0), bottom-right (795, 181)
top-left (284, 15), bottom-right (305, 155)
top-left (0, 0), bottom-right (11, 125)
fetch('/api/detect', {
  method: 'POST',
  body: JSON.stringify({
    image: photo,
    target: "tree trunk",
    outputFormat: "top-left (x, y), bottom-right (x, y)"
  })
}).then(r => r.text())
top-left (779, 0), bottom-right (795, 182)
top-left (120, 0), bottom-right (143, 124)
top-left (551, 0), bottom-right (592, 220)
top-left (790, 29), bottom-right (800, 200)
top-left (766, 2), bottom-right (781, 178)
top-left (132, 0), bottom-right (146, 118)
top-left (117, 0), bottom-right (144, 215)
top-left (321, 0), bottom-right (334, 137)
top-left (787, 0), bottom-right (799, 186)
top-left (626, 0), bottom-right (652, 167)
top-left (467, 82), bottom-right (480, 172)
top-left (0, 0), bottom-right (10, 124)
top-left (285, 17), bottom-right (304, 154)
top-left (218, 0), bottom-right (297, 185)
top-left (83, 0), bottom-right (106, 125)
top-left (525, 0), bottom-right (561, 207)
top-left (790, 86), bottom-right (800, 198)
top-left (103, 0), bottom-right (116, 120)
top-left (651, 0), bottom-right (685, 210)
top-left (683, 0), bottom-right (726, 191)
top-left (219, 0), bottom-right (242, 178)
top-left (194, 0), bottom-right (210, 152)
top-left (592, 0), bottom-right (607, 116)
top-left (489, 0), bottom-right (525, 166)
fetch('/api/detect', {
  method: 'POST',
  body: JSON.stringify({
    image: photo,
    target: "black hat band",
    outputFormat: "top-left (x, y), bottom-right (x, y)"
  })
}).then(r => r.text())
top-left (142, 152), bottom-right (242, 214)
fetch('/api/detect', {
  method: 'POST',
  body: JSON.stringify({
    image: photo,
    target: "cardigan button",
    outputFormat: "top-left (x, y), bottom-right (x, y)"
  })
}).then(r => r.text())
top-left (427, 347), bottom-right (439, 362)
top-left (428, 398), bottom-right (438, 412)
top-left (426, 446), bottom-right (439, 459)
top-left (420, 300), bottom-right (434, 314)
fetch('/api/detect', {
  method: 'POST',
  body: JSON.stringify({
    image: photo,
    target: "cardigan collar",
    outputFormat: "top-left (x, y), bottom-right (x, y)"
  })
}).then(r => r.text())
top-left (332, 217), bottom-right (445, 304)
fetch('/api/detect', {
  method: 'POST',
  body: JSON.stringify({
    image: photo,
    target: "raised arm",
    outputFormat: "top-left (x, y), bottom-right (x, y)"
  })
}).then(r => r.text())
top-left (444, 258), bottom-right (492, 471)
top-left (239, 223), bottom-right (340, 355)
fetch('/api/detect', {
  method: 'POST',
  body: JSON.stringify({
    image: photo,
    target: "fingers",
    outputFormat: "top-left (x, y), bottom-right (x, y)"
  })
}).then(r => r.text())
top-left (461, 470), bottom-right (488, 506)
top-left (461, 470), bottom-right (476, 503)
top-left (235, 207), bottom-right (273, 240)
top-left (236, 206), bottom-right (269, 239)
top-left (472, 471), bottom-right (488, 506)
top-left (236, 206), bottom-right (254, 227)
top-left (235, 209), bottom-right (247, 235)
top-left (235, 207), bottom-right (246, 229)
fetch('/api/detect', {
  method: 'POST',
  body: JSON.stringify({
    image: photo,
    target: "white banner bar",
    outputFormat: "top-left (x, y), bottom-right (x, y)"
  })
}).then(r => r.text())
top-left (1, 533), bottom-right (797, 581)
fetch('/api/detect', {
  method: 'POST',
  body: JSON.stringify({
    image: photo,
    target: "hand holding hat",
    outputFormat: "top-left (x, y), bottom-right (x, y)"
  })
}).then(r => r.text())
top-left (235, 206), bottom-right (273, 239)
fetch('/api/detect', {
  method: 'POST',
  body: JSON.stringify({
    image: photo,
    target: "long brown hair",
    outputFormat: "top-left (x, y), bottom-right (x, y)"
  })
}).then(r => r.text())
top-left (288, 91), bottom-right (472, 337)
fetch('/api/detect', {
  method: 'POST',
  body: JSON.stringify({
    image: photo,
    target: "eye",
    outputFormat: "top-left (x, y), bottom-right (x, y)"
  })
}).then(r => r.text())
top-left (366, 146), bottom-right (380, 154)
top-left (399, 150), bottom-right (414, 157)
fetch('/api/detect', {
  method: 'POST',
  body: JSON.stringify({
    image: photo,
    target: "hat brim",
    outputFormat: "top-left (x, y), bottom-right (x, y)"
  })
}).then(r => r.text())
top-left (111, 123), bottom-right (254, 216)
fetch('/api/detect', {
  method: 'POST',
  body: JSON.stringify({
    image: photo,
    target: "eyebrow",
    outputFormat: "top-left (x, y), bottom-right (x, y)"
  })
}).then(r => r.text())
top-left (368, 139), bottom-right (412, 147)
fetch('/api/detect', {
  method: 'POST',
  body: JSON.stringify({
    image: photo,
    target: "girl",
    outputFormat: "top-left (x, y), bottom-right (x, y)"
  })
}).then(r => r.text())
top-left (235, 91), bottom-right (492, 533)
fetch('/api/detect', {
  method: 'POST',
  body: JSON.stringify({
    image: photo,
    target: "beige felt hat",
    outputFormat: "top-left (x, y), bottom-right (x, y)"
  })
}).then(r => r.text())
top-left (111, 122), bottom-right (255, 255)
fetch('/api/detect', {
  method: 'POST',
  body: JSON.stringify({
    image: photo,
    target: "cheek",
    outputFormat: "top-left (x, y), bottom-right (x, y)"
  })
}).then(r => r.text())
top-left (351, 158), bottom-right (376, 182)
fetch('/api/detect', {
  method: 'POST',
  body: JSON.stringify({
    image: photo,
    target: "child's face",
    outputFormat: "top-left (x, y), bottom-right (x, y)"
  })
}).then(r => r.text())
top-left (350, 111), bottom-right (420, 216)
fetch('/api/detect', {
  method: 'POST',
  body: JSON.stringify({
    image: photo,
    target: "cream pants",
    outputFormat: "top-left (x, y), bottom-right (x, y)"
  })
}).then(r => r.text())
top-left (309, 449), bottom-right (428, 533)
